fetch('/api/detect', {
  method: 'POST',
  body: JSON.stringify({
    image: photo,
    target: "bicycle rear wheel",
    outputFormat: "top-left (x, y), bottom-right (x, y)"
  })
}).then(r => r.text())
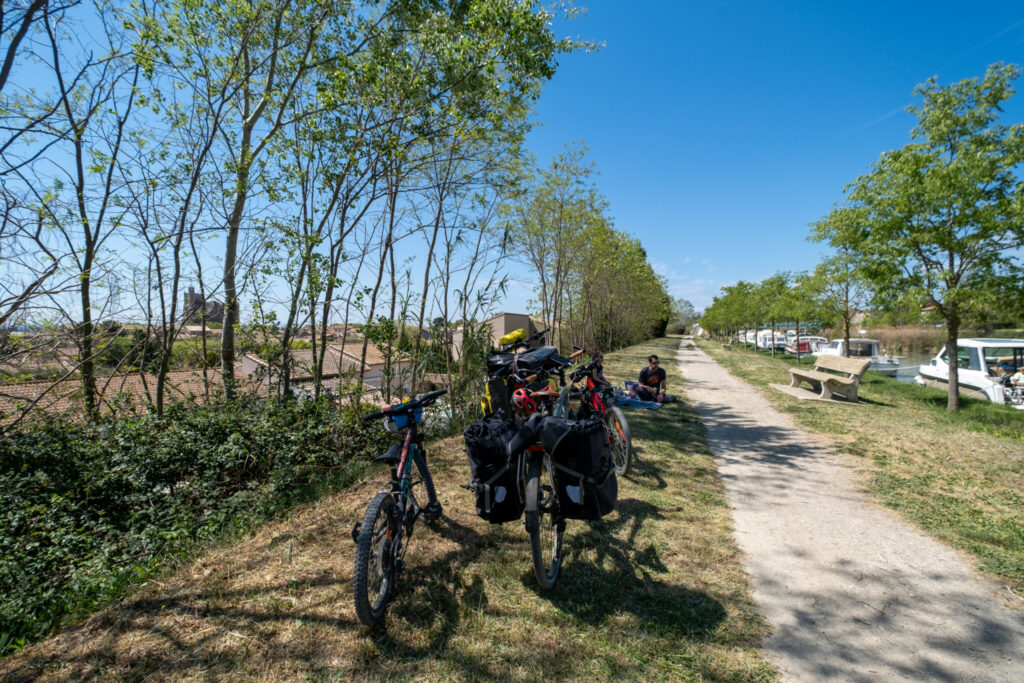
top-left (606, 405), bottom-right (632, 476)
top-left (353, 491), bottom-right (398, 626)
top-left (525, 453), bottom-right (564, 590)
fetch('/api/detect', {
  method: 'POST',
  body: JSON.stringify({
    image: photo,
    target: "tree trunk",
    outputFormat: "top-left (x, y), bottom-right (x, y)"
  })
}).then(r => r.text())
top-left (843, 313), bottom-right (852, 358)
top-left (79, 264), bottom-right (97, 420)
top-left (795, 319), bottom-right (801, 363)
top-left (946, 316), bottom-right (961, 411)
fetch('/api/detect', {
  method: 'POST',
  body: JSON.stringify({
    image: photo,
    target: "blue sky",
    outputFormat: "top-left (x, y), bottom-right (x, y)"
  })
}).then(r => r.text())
top-left (503, 1), bottom-right (1024, 312)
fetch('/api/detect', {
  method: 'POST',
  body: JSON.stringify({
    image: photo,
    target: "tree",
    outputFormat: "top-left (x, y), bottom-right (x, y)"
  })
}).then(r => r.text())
top-left (512, 144), bottom-right (600, 351)
top-left (761, 273), bottom-right (790, 357)
top-left (668, 298), bottom-right (699, 334)
top-left (815, 64), bottom-right (1024, 410)
top-left (809, 245), bottom-right (871, 357)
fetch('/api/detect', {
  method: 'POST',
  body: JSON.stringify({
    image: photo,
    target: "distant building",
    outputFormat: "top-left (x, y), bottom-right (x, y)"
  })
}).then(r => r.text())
top-left (452, 312), bottom-right (542, 360)
top-left (184, 287), bottom-right (224, 325)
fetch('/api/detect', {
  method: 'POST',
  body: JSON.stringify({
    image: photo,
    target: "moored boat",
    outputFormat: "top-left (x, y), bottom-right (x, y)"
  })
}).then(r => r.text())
top-left (756, 330), bottom-right (787, 350)
top-left (784, 334), bottom-right (826, 355)
top-left (814, 338), bottom-right (900, 376)
top-left (915, 338), bottom-right (1024, 407)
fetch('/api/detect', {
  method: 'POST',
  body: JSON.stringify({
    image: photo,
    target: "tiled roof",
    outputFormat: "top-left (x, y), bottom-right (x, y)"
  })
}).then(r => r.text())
top-left (242, 347), bottom-right (365, 380)
top-left (329, 341), bottom-right (389, 367)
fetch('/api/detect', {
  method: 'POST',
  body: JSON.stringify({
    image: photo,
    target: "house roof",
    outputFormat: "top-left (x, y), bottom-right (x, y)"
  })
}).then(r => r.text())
top-left (329, 340), bottom-right (395, 367)
top-left (242, 347), bottom-right (365, 380)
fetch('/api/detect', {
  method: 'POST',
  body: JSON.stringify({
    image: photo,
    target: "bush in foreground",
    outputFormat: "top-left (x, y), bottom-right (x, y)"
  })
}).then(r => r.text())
top-left (0, 398), bottom-right (389, 652)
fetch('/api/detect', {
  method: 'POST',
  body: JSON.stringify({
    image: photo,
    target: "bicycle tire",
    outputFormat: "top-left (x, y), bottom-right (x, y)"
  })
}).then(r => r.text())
top-left (606, 405), bottom-right (632, 476)
top-left (353, 491), bottom-right (398, 626)
top-left (525, 454), bottom-right (563, 590)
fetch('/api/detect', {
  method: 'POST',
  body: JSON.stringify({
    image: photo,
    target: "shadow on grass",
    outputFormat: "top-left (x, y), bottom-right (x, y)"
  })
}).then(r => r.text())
top-left (523, 498), bottom-right (726, 638)
top-left (3, 515), bottom-right (491, 682)
top-left (368, 516), bottom-right (484, 657)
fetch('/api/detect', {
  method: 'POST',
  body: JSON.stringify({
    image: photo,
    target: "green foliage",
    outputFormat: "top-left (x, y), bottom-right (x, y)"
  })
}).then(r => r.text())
top-left (510, 144), bottom-right (672, 352)
top-left (0, 399), bottom-right (389, 652)
top-left (813, 63), bottom-right (1024, 409)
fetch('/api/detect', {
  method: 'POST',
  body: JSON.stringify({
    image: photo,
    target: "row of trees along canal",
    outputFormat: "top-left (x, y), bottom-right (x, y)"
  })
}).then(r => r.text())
top-left (0, 0), bottom-right (673, 431)
top-left (701, 63), bottom-right (1024, 412)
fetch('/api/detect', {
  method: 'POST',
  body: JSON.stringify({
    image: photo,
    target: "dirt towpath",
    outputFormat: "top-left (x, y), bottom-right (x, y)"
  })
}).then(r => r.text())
top-left (677, 339), bottom-right (1024, 681)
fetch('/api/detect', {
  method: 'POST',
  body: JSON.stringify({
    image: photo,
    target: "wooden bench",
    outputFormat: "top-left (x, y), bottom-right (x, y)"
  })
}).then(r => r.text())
top-left (788, 355), bottom-right (871, 402)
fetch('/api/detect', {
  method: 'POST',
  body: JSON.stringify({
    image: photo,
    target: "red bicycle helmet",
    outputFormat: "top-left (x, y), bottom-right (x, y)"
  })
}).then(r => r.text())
top-left (512, 387), bottom-right (537, 414)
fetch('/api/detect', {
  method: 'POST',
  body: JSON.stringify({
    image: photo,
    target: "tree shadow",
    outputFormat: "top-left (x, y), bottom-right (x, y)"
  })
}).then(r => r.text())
top-left (367, 516), bottom-right (485, 658)
top-left (3, 515), bottom-right (491, 682)
top-left (518, 497), bottom-right (726, 639)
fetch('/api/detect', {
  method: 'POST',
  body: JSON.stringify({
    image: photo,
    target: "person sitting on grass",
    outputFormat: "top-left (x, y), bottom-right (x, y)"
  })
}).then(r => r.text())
top-left (589, 351), bottom-right (613, 390)
top-left (636, 354), bottom-right (666, 402)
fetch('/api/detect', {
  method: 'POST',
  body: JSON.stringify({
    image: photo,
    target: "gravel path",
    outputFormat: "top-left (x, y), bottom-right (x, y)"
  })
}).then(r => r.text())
top-left (677, 339), bottom-right (1024, 682)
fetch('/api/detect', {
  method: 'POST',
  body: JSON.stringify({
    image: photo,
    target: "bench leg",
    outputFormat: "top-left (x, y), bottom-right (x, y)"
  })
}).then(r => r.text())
top-left (819, 383), bottom-right (833, 400)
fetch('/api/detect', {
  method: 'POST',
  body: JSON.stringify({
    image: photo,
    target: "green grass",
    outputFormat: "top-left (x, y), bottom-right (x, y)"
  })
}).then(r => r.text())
top-left (702, 340), bottom-right (1024, 594)
top-left (3, 336), bottom-right (778, 681)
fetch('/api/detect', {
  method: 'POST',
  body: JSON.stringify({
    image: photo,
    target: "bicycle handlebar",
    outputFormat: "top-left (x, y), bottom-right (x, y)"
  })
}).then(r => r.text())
top-left (361, 388), bottom-right (449, 421)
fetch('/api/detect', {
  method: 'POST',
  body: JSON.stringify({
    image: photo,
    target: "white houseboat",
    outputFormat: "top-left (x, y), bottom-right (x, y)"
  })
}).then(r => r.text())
top-left (915, 338), bottom-right (1024, 407)
top-left (814, 337), bottom-right (900, 376)
top-left (785, 334), bottom-right (828, 355)
top-left (756, 330), bottom-right (787, 350)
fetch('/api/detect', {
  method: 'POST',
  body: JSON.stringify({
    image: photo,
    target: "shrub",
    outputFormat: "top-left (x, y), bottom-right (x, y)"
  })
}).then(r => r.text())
top-left (0, 398), bottom-right (389, 652)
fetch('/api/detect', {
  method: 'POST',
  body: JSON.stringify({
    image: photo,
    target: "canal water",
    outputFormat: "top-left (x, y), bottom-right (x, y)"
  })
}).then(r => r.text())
top-left (894, 353), bottom-right (934, 383)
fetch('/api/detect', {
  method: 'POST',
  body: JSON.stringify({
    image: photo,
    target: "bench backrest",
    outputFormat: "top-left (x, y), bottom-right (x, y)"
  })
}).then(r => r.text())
top-left (813, 354), bottom-right (871, 378)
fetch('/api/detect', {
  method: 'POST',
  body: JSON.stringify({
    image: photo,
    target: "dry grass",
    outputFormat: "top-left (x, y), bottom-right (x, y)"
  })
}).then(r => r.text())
top-left (701, 340), bottom-right (1024, 596)
top-left (1, 337), bottom-right (775, 682)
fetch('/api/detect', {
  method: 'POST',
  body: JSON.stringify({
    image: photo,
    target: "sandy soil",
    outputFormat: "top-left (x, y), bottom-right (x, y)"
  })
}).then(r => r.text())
top-left (677, 339), bottom-right (1024, 682)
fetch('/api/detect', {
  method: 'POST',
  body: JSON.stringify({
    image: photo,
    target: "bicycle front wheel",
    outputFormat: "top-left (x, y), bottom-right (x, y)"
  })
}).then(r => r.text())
top-left (525, 454), bottom-right (564, 590)
top-left (606, 405), bottom-right (632, 476)
top-left (353, 491), bottom-right (398, 626)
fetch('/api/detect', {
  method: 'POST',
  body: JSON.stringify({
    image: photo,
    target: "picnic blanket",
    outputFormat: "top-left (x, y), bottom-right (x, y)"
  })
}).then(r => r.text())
top-left (614, 396), bottom-right (662, 410)
top-left (612, 388), bottom-right (662, 410)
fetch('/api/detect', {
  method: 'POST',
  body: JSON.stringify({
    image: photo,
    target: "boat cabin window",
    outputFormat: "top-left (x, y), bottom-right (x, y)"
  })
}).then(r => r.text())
top-left (982, 347), bottom-right (1024, 376)
top-left (956, 346), bottom-right (981, 371)
top-left (849, 341), bottom-right (874, 357)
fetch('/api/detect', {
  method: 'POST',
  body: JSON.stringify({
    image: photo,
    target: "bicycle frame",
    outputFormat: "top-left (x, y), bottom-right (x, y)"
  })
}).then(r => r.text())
top-left (586, 377), bottom-right (608, 417)
top-left (353, 388), bottom-right (447, 627)
top-left (386, 424), bottom-right (428, 563)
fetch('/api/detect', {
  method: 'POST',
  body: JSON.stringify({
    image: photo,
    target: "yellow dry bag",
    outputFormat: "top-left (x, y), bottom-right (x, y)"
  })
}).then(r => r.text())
top-left (499, 328), bottom-right (527, 346)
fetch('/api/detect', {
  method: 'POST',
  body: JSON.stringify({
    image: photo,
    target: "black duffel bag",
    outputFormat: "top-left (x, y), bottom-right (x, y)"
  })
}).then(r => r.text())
top-left (539, 416), bottom-right (617, 520)
top-left (463, 415), bottom-right (524, 523)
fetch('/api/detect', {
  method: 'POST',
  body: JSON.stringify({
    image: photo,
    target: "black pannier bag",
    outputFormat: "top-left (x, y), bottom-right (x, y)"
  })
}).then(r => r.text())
top-left (514, 345), bottom-right (557, 374)
top-left (539, 416), bottom-right (617, 520)
top-left (484, 376), bottom-right (512, 418)
top-left (463, 415), bottom-right (524, 523)
top-left (486, 351), bottom-right (514, 375)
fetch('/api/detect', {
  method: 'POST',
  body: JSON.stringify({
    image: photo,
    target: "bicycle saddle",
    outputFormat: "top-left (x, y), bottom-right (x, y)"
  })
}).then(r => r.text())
top-left (376, 443), bottom-right (403, 464)
top-left (530, 385), bottom-right (560, 400)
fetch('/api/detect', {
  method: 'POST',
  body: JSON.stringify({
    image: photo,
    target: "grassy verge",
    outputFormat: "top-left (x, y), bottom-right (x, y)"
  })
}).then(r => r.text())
top-left (2, 337), bottom-right (776, 681)
top-left (700, 340), bottom-right (1024, 595)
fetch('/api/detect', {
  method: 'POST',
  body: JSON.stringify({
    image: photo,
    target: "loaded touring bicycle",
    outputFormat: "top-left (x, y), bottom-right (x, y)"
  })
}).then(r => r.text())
top-left (465, 329), bottom-right (619, 589)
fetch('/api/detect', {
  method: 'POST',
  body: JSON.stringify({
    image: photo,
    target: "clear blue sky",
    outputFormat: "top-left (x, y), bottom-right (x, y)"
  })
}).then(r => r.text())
top-left (505, 1), bottom-right (1024, 313)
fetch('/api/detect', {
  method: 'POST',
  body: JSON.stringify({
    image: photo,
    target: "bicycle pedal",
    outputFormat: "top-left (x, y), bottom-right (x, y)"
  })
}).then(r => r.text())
top-left (421, 501), bottom-right (443, 523)
top-left (351, 522), bottom-right (360, 544)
